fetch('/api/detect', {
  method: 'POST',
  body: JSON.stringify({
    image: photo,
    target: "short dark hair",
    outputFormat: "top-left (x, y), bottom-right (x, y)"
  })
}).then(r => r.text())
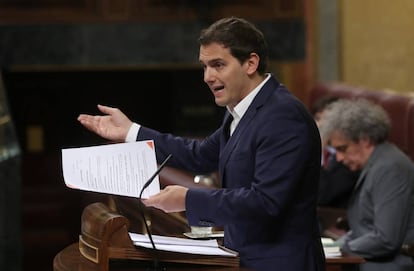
top-left (198, 17), bottom-right (269, 75)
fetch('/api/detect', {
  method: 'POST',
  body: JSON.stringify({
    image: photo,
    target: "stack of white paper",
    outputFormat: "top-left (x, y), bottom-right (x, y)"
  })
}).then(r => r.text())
top-left (322, 237), bottom-right (341, 257)
top-left (129, 233), bottom-right (237, 257)
top-left (61, 140), bottom-right (160, 199)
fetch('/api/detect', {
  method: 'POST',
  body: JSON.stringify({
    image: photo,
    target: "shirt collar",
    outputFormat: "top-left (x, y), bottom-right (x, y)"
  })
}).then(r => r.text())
top-left (227, 73), bottom-right (271, 120)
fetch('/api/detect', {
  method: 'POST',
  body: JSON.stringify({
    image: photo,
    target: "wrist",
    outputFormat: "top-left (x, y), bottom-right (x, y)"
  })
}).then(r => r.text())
top-left (125, 123), bottom-right (140, 142)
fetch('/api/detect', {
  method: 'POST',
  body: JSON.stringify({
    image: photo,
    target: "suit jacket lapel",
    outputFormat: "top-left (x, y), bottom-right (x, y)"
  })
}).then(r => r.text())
top-left (219, 76), bottom-right (280, 183)
top-left (351, 143), bottom-right (387, 193)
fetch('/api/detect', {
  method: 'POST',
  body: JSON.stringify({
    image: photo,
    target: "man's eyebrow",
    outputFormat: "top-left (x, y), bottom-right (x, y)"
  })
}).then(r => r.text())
top-left (200, 58), bottom-right (223, 66)
top-left (332, 144), bottom-right (349, 152)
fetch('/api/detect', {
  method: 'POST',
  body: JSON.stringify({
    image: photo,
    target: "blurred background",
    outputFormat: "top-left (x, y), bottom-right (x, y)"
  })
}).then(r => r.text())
top-left (0, 0), bottom-right (413, 270)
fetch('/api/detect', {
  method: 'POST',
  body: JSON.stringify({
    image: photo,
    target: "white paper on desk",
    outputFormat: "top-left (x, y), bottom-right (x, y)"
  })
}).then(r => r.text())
top-left (61, 140), bottom-right (159, 199)
top-left (128, 233), bottom-right (237, 257)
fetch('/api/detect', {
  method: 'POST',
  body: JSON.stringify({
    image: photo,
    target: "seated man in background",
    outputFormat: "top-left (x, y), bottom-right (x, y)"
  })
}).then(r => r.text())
top-left (312, 96), bottom-right (359, 208)
top-left (320, 98), bottom-right (414, 271)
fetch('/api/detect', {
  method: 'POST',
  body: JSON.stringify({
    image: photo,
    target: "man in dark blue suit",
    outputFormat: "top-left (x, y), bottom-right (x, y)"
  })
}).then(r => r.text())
top-left (78, 17), bottom-right (326, 271)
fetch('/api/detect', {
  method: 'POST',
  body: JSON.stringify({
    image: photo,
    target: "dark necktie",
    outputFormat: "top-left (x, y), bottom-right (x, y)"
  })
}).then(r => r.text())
top-left (322, 150), bottom-right (331, 169)
top-left (223, 114), bottom-right (233, 141)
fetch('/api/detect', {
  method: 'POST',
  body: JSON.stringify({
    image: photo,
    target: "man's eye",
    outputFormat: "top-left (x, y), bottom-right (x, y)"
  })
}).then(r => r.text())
top-left (214, 63), bottom-right (224, 69)
top-left (335, 145), bottom-right (349, 153)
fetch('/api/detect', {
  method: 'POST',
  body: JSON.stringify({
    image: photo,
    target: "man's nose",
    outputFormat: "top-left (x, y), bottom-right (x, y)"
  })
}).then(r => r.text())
top-left (203, 67), bottom-right (214, 83)
top-left (335, 152), bottom-right (344, 162)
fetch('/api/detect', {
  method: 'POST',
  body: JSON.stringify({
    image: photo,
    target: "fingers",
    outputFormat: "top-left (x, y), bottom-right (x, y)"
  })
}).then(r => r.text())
top-left (78, 104), bottom-right (132, 142)
top-left (97, 104), bottom-right (117, 115)
top-left (97, 104), bottom-right (132, 127)
top-left (77, 114), bottom-right (98, 132)
top-left (143, 189), bottom-right (165, 208)
top-left (77, 105), bottom-right (115, 124)
top-left (143, 186), bottom-right (188, 213)
top-left (77, 114), bottom-right (94, 123)
top-left (78, 104), bottom-right (114, 133)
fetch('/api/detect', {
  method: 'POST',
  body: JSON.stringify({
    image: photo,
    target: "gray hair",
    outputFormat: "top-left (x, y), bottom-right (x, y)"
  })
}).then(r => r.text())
top-left (319, 98), bottom-right (391, 144)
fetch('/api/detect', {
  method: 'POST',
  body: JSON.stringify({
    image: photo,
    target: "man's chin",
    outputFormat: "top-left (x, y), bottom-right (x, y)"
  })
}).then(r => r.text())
top-left (348, 165), bottom-right (360, 171)
top-left (214, 98), bottom-right (227, 107)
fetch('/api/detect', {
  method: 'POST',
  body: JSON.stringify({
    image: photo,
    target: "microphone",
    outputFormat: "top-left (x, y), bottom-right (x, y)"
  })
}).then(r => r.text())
top-left (138, 154), bottom-right (172, 271)
top-left (139, 154), bottom-right (172, 198)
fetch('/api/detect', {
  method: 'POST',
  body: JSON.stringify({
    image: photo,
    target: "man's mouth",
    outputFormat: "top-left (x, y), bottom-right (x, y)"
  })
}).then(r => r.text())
top-left (213, 86), bottom-right (224, 92)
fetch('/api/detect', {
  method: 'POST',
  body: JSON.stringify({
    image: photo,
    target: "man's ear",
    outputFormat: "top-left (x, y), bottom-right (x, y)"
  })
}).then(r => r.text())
top-left (245, 53), bottom-right (260, 75)
top-left (360, 137), bottom-right (373, 147)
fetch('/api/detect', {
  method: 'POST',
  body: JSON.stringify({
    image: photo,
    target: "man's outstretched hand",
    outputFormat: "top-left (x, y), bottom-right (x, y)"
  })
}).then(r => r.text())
top-left (78, 104), bottom-right (133, 142)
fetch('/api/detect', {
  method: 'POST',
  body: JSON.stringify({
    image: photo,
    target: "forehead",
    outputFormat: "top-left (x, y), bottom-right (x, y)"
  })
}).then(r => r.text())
top-left (328, 131), bottom-right (353, 153)
top-left (329, 130), bottom-right (349, 144)
top-left (199, 43), bottom-right (232, 62)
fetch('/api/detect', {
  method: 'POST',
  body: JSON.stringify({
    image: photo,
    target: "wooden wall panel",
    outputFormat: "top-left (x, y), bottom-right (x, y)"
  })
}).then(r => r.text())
top-left (0, 0), bottom-right (303, 23)
top-left (341, 0), bottom-right (414, 93)
top-left (0, 0), bottom-right (98, 23)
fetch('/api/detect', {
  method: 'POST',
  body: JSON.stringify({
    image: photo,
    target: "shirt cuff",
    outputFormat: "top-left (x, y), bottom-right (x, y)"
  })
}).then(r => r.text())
top-left (125, 123), bottom-right (140, 142)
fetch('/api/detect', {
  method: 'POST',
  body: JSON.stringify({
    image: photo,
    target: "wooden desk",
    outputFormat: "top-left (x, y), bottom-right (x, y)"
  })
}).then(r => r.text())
top-left (58, 203), bottom-right (364, 271)
top-left (54, 243), bottom-right (247, 271)
top-left (326, 254), bottom-right (364, 271)
top-left (54, 243), bottom-right (364, 271)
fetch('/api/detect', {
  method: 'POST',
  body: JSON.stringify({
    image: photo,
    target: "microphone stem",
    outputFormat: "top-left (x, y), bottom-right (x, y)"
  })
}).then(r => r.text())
top-left (138, 203), bottom-right (161, 270)
top-left (137, 154), bottom-right (172, 271)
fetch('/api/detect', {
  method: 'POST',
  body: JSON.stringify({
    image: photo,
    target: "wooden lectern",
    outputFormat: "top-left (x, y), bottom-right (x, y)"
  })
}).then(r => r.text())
top-left (54, 202), bottom-right (364, 271)
top-left (74, 202), bottom-right (239, 271)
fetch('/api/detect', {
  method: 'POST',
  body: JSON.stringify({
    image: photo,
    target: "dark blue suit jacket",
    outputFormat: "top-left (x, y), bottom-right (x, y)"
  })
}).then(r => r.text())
top-left (137, 76), bottom-right (326, 271)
